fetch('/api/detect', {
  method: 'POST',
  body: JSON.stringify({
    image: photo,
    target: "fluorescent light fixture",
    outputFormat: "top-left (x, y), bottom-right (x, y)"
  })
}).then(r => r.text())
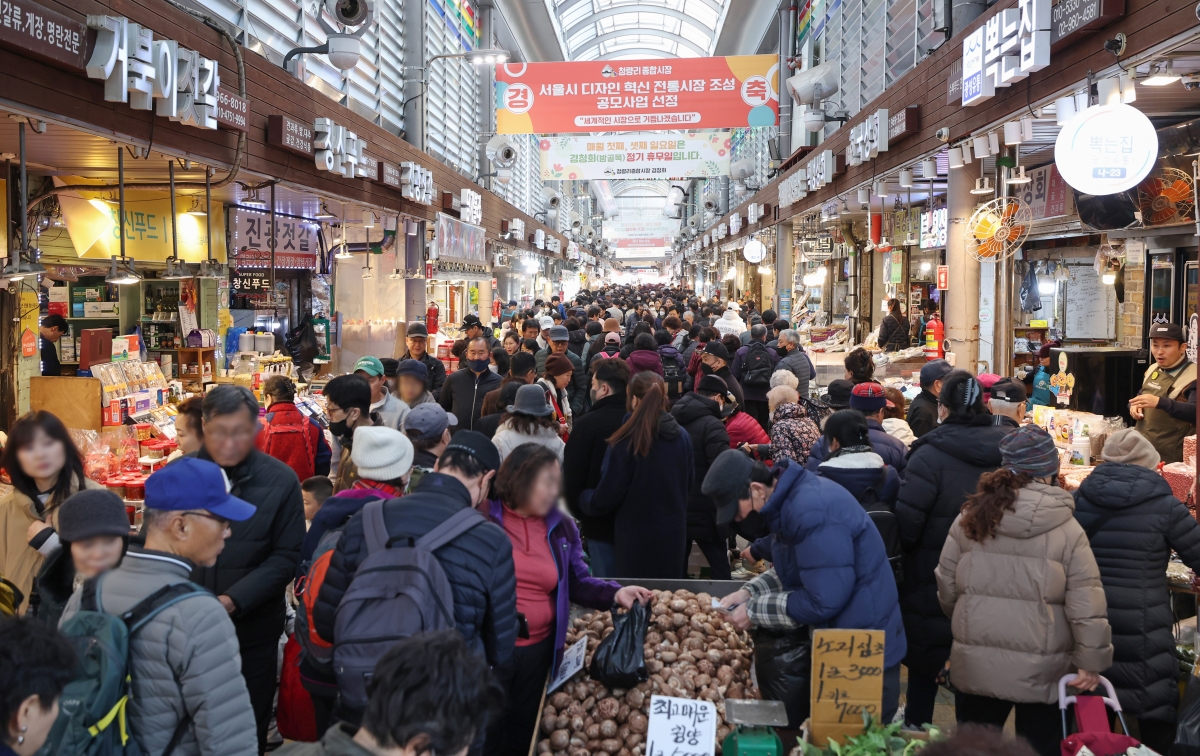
top-left (1038, 279), bottom-right (1056, 295)
top-left (315, 203), bottom-right (337, 220)
top-left (1143, 61), bottom-right (1180, 86)
top-left (970, 177), bottom-right (995, 195)
top-left (105, 256), bottom-right (141, 285)
top-left (334, 245), bottom-right (353, 260)
top-left (1006, 166), bottom-right (1032, 185)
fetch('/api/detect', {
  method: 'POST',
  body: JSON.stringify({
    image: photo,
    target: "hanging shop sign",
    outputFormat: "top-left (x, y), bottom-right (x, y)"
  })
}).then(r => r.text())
top-left (603, 218), bottom-right (678, 249)
top-left (937, 264), bottom-right (950, 290)
top-left (961, 0), bottom-right (1050, 106)
top-left (267, 115), bottom-right (314, 157)
top-left (730, 212), bottom-right (742, 233)
top-left (1053, 103), bottom-right (1158, 195)
top-left (228, 208), bottom-right (318, 268)
top-left (805, 150), bottom-right (845, 192)
top-left (779, 169), bottom-right (807, 208)
top-left (435, 212), bottom-right (486, 263)
top-left (1014, 163), bottom-right (1069, 219)
top-left (232, 270), bottom-right (272, 293)
top-left (538, 132), bottom-right (732, 180)
top-left (1051, 0), bottom-right (1125, 46)
top-left (55, 179), bottom-right (227, 262)
top-left (459, 189), bottom-right (482, 225)
top-left (0, 0), bottom-right (88, 69)
top-left (495, 56), bottom-right (779, 134)
top-left (743, 238), bottom-right (766, 263)
top-left (920, 208), bottom-right (948, 249)
top-left (846, 106), bottom-right (920, 168)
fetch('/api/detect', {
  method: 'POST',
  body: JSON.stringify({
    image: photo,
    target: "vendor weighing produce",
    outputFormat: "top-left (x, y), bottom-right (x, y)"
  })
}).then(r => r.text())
top-left (1129, 323), bottom-right (1196, 464)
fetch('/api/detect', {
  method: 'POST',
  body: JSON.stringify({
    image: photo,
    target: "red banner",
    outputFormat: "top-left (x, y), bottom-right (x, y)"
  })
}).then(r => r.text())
top-left (496, 56), bottom-right (779, 134)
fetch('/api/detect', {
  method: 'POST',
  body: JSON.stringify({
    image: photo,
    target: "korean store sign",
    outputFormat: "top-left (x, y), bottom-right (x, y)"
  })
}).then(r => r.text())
top-left (496, 56), bottom-right (778, 134)
top-left (229, 208), bottom-right (317, 268)
top-left (0, 0), bottom-right (89, 70)
top-left (232, 270), bottom-right (271, 293)
top-left (778, 169), bottom-right (807, 208)
top-left (602, 218), bottom-right (678, 249)
top-left (539, 132), bottom-right (732, 181)
top-left (846, 109), bottom-right (889, 167)
top-left (1016, 163), bottom-right (1069, 219)
top-left (1053, 103), bottom-right (1158, 195)
top-left (961, 0), bottom-right (1050, 106)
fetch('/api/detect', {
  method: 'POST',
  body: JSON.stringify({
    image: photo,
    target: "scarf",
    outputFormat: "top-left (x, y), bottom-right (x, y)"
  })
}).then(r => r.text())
top-left (352, 479), bottom-right (405, 498)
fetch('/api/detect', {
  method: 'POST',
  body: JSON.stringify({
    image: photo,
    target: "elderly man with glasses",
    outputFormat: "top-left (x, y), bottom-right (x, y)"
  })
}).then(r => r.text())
top-left (189, 384), bottom-right (306, 754)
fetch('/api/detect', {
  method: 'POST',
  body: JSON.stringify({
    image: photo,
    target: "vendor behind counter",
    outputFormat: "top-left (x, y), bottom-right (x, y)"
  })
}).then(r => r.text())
top-left (1130, 323), bottom-right (1196, 464)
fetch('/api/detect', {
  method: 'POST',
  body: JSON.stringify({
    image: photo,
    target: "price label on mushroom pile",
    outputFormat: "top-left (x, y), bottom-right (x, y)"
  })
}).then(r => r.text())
top-left (646, 696), bottom-right (717, 756)
top-left (810, 629), bottom-right (886, 747)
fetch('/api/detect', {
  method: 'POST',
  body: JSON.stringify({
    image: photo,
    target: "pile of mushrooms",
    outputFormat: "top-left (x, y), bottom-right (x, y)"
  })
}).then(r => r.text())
top-left (535, 589), bottom-right (758, 756)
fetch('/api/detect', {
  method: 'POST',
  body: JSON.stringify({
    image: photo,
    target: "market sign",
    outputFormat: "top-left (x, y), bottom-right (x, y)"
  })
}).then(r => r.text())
top-left (539, 132), bottom-right (732, 181)
top-left (215, 86), bottom-right (249, 132)
top-left (229, 208), bottom-right (318, 268)
top-left (961, 0), bottom-right (1050, 106)
top-left (603, 218), bottom-right (679, 249)
top-left (1051, 0), bottom-right (1125, 46)
top-left (920, 207), bottom-right (948, 249)
top-left (495, 56), bottom-right (779, 134)
top-left (937, 264), bottom-right (950, 290)
top-left (0, 0), bottom-right (90, 70)
top-left (1015, 163), bottom-right (1069, 219)
top-left (1053, 103), bottom-right (1158, 195)
top-left (805, 149), bottom-right (845, 192)
top-left (231, 269), bottom-right (271, 293)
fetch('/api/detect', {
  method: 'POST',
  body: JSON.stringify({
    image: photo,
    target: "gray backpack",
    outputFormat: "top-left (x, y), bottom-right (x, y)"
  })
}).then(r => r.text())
top-left (333, 500), bottom-right (484, 712)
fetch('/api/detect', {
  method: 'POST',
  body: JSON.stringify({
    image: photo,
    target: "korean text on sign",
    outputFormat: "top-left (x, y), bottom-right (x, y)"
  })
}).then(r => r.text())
top-left (646, 696), bottom-right (717, 756)
top-left (809, 629), bottom-right (886, 747)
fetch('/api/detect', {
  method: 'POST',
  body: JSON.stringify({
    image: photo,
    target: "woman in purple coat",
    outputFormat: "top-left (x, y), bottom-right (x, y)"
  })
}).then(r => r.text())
top-left (485, 443), bottom-right (653, 756)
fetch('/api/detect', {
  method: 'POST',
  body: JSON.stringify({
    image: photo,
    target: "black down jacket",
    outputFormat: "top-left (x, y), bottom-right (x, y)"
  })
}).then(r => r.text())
top-left (670, 392), bottom-right (732, 542)
top-left (1074, 462), bottom-right (1200, 721)
top-left (895, 416), bottom-right (1013, 668)
top-left (189, 447), bottom-right (305, 645)
top-left (313, 473), bottom-right (518, 675)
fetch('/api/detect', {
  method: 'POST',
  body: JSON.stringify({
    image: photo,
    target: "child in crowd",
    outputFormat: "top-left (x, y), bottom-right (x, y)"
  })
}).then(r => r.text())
top-left (301, 477), bottom-right (334, 524)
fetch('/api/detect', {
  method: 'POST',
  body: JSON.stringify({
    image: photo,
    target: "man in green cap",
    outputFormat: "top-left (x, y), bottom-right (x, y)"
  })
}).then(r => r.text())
top-left (355, 356), bottom-right (408, 429)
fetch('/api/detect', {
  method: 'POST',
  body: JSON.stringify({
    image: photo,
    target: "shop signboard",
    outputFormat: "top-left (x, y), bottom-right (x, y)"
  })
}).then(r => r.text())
top-left (1051, 0), bottom-right (1125, 47)
top-left (435, 212), bottom-right (486, 263)
top-left (495, 56), bottom-right (779, 134)
top-left (229, 208), bottom-right (318, 268)
top-left (267, 115), bottom-right (314, 157)
top-left (1054, 103), bottom-right (1158, 195)
top-left (602, 218), bottom-right (678, 249)
top-left (937, 264), bottom-right (950, 290)
top-left (538, 132), bottom-right (732, 180)
top-left (920, 208), bottom-right (948, 249)
top-left (215, 86), bottom-right (249, 132)
top-left (961, 0), bottom-right (1051, 106)
top-left (232, 270), bottom-right (271, 293)
top-left (1014, 163), bottom-right (1069, 219)
top-left (0, 0), bottom-right (89, 70)
top-left (810, 629), bottom-right (886, 747)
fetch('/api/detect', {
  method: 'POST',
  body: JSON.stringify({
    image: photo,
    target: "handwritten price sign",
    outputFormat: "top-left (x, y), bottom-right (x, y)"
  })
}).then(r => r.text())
top-left (646, 696), bottom-right (717, 756)
top-left (809, 629), bottom-right (886, 747)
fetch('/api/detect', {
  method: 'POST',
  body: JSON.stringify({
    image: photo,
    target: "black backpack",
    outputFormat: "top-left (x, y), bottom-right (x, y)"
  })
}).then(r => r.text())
top-left (661, 354), bottom-right (685, 396)
top-left (856, 470), bottom-right (903, 586)
top-left (741, 342), bottom-right (774, 387)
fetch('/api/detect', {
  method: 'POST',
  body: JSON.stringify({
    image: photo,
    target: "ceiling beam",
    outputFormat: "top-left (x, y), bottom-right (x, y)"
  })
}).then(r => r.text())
top-left (573, 30), bottom-right (707, 58)
top-left (563, 6), bottom-right (718, 47)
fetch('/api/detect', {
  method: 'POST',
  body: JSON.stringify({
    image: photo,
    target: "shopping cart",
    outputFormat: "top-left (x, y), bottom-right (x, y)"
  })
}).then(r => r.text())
top-left (1058, 674), bottom-right (1142, 756)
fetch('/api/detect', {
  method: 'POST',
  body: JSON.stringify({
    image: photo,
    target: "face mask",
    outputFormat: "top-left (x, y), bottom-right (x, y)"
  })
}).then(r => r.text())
top-left (329, 417), bottom-right (350, 442)
top-left (700, 362), bottom-right (715, 375)
top-left (468, 359), bottom-right (491, 373)
top-left (488, 364), bottom-right (499, 374)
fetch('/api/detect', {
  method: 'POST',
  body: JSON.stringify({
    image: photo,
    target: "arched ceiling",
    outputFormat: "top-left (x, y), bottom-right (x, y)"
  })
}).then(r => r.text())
top-left (548, 0), bottom-right (731, 61)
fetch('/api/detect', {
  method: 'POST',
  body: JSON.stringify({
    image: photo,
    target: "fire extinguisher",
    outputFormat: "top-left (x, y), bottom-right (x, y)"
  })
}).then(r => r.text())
top-left (924, 313), bottom-right (944, 361)
top-left (492, 297), bottom-right (502, 322)
top-left (426, 302), bottom-right (440, 335)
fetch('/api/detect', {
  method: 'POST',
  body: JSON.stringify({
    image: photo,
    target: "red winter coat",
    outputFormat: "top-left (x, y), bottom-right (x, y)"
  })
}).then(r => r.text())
top-left (257, 401), bottom-right (330, 482)
top-left (626, 348), bottom-right (665, 378)
top-left (725, 410), bottom-right (769, 448)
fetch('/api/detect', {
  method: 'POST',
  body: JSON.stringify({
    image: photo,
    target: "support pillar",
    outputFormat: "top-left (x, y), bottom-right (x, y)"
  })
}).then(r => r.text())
top-left (945, 160), bottom-right (981, 370)
top-left (776, 222), bottom-right (794, 323)
top-left (993, 152), bottom-right (1015, 378)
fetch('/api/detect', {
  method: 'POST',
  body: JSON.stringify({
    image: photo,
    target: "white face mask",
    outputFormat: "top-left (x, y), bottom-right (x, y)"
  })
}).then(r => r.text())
top-left (488, 364), bottom-right (499, 374)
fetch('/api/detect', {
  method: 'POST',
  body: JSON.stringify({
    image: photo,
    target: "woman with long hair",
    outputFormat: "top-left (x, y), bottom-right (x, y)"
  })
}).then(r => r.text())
top-left (581, 373), bottom-right (693, 578)
top-left (877, 299), bottom-right (911, 352)
top-left (894, 370), bottom-right (1013, 731)
top-left (0, 411), bottom-right (101, 614)
top-left (492, 385), bottom-right (566, 462)
top-left (484, 444), bottom-right (651, 756)
top-left (937, 424), bottom-right (1111, 756)
top-left (843, 347), bottom-right (876, 384)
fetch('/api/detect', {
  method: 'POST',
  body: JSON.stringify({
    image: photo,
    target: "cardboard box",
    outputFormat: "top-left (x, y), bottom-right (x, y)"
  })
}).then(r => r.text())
top-left (102, 398), bottom-right (132, 426)
top-left (48, 287), bottom-right (68, 303)
top-left (112, 337), bottom-right (131, 361)
top-left (60, 336), bottom-right (76, 363)
top-left (83, 303), bottom-right (102, 317)
top-left (48, 302), bottom-right (67, 316)
top-left (84, 287), bottom-right (103, 302)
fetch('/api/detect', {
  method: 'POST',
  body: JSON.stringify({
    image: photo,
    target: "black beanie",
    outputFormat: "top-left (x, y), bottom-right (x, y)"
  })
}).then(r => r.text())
top-left (57, 489), bottom-right (130, 542)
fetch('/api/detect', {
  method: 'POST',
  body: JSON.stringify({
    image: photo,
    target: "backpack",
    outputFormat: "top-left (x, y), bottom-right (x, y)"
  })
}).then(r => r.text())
top-left (333, 500), bottom-right (485, 712)
top-left (293, 525), bottom-right (347, 687)
top-left (39, 579), bottom-right (207, 756)
top-left (0, 575), bottom-right (22, 617)
top-left (741, 342), bottom-right (774, 388)
top-left (258, 411), bottom-right (316, 481)
top-left (661, 354), bottom-right (685, 397)
top-left (855, 470), bottom-right (903, 586)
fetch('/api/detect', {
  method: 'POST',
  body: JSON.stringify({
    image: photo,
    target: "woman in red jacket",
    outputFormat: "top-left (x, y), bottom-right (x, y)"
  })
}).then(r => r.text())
top-left (257, 374), bottom-right (331, 480)
top-left (724, 403), bottom-right (770, 449)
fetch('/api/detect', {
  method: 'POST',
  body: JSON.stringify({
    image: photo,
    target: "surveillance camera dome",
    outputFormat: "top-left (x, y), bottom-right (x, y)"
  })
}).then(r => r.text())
top-left (485, 134), bottom-right (519, 168)
top-left (935, 127), bottom-right (951, 142)
top-left (804, 108), bottom-right (827, 133)
top-left (326, 35), bottom-right (362, 69)
top-left (326, 0), bottom-right (370, 26)
top-left (785, 61), bottom-right (839, 106)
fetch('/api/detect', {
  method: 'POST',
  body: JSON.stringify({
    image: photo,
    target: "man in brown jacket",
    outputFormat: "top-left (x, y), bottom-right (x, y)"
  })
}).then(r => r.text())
top-left (937, 425), bottom-right (1112, 756)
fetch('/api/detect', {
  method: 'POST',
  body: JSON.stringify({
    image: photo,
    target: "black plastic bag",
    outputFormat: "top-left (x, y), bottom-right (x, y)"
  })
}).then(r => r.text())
top-left (1173, 671), bottom-right (1200, 756)
top-left (754, 627), bottom-right (812, 728)
top-left (588, 601), bottom-right (649, 689)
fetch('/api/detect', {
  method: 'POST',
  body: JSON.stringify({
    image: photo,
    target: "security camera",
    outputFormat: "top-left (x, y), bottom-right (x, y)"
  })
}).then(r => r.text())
top-left (730, 158), bottom-right (755, 181)
top-left (1196, 0), bottom-right (1200, 21)
top-left (542, 187), bottom-right (562, 208)
top-left (935, 127), bottom-right (951, 142)
top-left (486, 134), bottom-right (519, 168)
top-left (326, 36), bottom-right (362, 69)
top-left (326, 0), bottom-right (370, 26)
top-left (686, 214), bottom-right (701, 230)
top-left (785, 61), bottom-right (839, 106)
top-left (569, 212), bottom-right (582, 229)
top-left (804, 107), bottom-right (828, 133)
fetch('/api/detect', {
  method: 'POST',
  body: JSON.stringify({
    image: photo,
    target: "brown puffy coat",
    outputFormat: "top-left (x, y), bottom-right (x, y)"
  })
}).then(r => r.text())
top-left (936, 482), bottom-right (1113, 704)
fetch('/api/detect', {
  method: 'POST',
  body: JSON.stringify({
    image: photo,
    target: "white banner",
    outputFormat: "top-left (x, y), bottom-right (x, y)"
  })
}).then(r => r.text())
top-left (602, 218), bottom-right (681, 249)
top-left (539, 132), bottom-right (731, 181)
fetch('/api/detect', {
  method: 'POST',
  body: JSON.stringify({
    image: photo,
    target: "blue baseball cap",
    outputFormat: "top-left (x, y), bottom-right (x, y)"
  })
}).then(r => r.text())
top-left (147, 457), bottom-right (257, 521)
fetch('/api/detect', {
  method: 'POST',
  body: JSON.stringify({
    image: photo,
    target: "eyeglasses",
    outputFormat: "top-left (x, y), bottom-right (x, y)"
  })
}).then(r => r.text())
top-left (182, 511), bottom-right (231, 528)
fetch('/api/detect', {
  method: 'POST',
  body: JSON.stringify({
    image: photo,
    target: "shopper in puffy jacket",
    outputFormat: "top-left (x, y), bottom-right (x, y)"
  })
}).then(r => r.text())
top-left (907, 359), bottom-right (952, 439)
top-left (774, 329), bottom-right (815, 398)
top-left (938, 424), bottom-right (1112, 756)
top-left (259, 374), bottom-right (332, 480)
top-left (626, 333), bottom-right (666, 378)
top-left (61, 457), bottom-right (261, 756)
top-left (1073, 428), bottom-right (1200, 754)
top-left (712, 451), bottom-right (907, 725)
top-left (895, 370), bottom-right (1013, 730)
top-left (806, 383), bottom-right (907, 476)
top-left (656, 329), bottom-right (687, 397)
top-left (742, 386), bottom-right (819, 465)
top-left (485, 444), bottom-right (651, 756)
top-left (671, 375), bottom-right (734, 579)
top-left (581, 373), bottom-right (693, 578)
top-left (492, 385), bottom-right (566, 462)
top-left (815, 410), bottom-right (900, 510)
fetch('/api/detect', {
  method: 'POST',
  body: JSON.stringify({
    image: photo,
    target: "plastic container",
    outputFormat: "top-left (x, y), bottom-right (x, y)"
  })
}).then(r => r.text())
top-left (255, 333), bottom-right (275, 354)
top-left (1069, 437), bottom-right (1091, 466)
top-left (239, 331), bottom-right (256, 353)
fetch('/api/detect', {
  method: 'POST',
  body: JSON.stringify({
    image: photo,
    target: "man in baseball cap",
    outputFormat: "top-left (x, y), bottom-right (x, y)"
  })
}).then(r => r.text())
top-left (402, 403), bottom-right (458, 483)
top-left (807, 382), bottom-right (908, 474)
top-left (1131, 322), bottom-right (1196, 463)
top-left (462, 313), bottom-right (499, 351)
top-left (402, 321), bottom-right (447, 399)
top-left (908, 358), bottom-right (954, 439)
top-left (145, 457), bottom-right (257, 566)
top-left (701, 341), bottom-right (745, 409)
top-left (987, 378), bottom-right (1027, 429)
top-left (355, 355), bottom-right (406, 429)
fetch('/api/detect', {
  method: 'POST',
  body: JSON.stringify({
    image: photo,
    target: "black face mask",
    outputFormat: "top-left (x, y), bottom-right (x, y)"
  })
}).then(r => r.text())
top-left (700, 362), bottom-right (715, 375)
top-left (329, 416), bottom-right (352, 444)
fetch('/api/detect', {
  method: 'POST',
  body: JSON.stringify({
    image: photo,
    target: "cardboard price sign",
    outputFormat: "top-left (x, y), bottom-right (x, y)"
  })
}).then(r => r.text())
top-left (646, 696), bottom-right (717, 756)
top-left (810, 629), bottom-right (886, 747)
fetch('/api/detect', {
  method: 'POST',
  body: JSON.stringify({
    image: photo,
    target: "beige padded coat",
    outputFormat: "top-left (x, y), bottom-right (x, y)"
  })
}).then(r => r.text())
top-left (936, 481), bottom-right (1113, 704)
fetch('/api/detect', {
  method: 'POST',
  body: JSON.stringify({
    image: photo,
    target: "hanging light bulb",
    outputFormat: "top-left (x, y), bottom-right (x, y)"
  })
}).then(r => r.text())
top-left (1039, 279), bottom-right (1056, 295)
top-left (920, 261), bottom-right (932, 273)
top-left (1102, 271), bottom-right (1117, 285)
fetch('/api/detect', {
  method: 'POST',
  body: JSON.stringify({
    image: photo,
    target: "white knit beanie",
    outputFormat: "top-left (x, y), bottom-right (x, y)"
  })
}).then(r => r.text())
top-left (352, 426), bottom-right (415, 482)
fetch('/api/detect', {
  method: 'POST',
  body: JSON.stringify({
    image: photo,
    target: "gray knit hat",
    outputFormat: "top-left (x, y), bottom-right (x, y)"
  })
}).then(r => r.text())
top-left (57, 489), bottom-right (130, 542)
top-left (999, 424), bottom-right (1061, 478)
top-left (1102, 428), bottom-right (1160, 469)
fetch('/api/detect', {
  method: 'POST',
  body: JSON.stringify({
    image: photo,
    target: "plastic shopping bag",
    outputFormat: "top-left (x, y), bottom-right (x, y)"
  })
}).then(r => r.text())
top-left (588, 600), bottom-right (649, 689)
top-left (753, 627), bottom-right (812, 728)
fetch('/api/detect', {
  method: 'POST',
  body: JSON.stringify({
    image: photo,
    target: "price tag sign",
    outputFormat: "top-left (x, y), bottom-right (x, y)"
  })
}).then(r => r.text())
top-left (647, 696), bottom-right (717, 756)
top-left (547, 637), bottom-right (588, 693)
top-left (810, 629), bottom-right (886, 747)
